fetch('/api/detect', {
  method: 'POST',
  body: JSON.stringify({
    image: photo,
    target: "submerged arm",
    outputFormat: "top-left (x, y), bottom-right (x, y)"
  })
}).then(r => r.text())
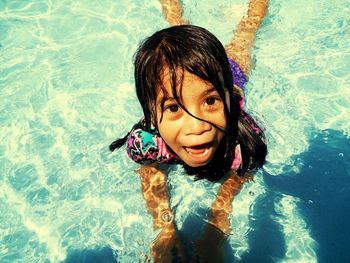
top-left (225, 0), bottom-right (269, 76)
top-left (208, 171), bottom-right (247, 234)
top-left (159, 0), bottom-right (188, 26)
top-left (136, 164), bottom-right (187, 262)
top-left (137, 165), bottom-right (173, 228)
top-left (192, 172), bottom-right (249, 261)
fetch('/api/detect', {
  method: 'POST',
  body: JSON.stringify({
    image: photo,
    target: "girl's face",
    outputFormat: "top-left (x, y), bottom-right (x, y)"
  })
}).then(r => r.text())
top-left (156, 69), bottom-right (227, 167)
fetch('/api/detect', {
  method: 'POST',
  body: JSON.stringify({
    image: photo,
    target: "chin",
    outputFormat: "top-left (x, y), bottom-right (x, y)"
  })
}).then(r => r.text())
top-left (182, 157), bottom-right (213, 168)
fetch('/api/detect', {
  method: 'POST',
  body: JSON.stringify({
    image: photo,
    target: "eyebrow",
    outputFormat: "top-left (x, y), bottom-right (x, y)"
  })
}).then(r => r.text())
top-left (162, 96), bottom-right (176, 103)
top-left (203, 87), bottom-right (217, 95)
top-left (158, 86), bottom-right (218, 106)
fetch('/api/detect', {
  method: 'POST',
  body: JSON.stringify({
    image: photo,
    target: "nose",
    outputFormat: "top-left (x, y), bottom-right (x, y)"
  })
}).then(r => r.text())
top-left (183, 111), bottom-right (211, 136)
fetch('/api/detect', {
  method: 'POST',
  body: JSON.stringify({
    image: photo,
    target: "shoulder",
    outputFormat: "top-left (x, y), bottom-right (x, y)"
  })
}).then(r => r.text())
top-left (126, 119), bottom-right (176, 165)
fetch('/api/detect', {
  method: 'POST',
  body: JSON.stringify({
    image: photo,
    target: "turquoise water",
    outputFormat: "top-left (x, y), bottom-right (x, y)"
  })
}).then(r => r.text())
top-left (1, 0), bottom-right (349, 262)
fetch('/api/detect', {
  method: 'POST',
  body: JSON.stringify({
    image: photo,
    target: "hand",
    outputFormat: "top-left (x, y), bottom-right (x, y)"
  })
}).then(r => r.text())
top-left (191, 223), bottom-right (227, 263)
top-left (151, 223), bottom-right (187, 263)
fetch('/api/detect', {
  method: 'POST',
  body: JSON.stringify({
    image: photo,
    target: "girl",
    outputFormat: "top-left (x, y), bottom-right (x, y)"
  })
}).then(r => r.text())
top-left (110, 0), bottom-right (268, 261)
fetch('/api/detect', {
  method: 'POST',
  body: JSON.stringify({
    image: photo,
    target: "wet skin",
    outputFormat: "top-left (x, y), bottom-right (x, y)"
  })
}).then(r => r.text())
top-left (156, 68), bottom-right (227, 167)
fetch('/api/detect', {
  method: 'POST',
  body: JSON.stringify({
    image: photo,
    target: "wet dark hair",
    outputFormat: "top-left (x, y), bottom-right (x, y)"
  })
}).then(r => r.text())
top-left (110, 25), bottom-right (267, 181)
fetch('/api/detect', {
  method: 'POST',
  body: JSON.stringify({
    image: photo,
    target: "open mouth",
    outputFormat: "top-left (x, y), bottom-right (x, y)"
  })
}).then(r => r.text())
top-left (184, 142), bottom-right (213, 157)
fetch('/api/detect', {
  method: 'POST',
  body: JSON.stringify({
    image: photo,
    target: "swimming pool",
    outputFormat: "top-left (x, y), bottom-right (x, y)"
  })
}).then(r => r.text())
top-left (0, 0), bottom-right (349, 262)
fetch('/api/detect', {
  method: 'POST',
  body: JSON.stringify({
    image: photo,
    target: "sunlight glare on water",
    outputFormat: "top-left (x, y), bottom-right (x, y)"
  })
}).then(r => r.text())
top-left (0, 0), bottom-right (349, 262)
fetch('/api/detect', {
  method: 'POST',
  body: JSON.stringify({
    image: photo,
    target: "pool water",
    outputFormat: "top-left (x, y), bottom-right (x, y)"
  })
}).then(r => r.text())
top-left (0, 0), bottom-right (349, 262)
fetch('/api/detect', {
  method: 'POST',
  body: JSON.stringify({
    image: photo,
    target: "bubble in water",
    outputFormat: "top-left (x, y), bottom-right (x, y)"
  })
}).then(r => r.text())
top-left (339, 153), bottom-right (344, 157)
top-left (308, 165), bottom-right (313, 169)
top-left (323, 136), bottom-right (329, 144)
top-left (308, 200), bottom-right (313, 204)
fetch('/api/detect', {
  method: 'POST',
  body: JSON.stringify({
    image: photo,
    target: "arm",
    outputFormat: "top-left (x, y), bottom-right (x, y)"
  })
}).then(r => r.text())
top-left (208, 171), bottom-right (247, 235)
top-left (159, 0), bottom-right (188, 26)
top-left (192, 172), bottom-right (250, 262)
top-left (225, 0), bottom-right (269, 76)
top-left (137, 164), bottom-right (172, 229)
top-left (136, 164), bottom-right (187, 262)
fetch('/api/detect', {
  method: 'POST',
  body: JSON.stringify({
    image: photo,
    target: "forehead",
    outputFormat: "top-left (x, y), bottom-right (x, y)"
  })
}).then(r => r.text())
top-left (157, 67), bottom-right (213, 100)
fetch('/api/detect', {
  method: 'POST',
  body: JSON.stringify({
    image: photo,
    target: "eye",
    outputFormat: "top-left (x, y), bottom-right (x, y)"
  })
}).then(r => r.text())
top-left (205, 97), bottom-right (217, 105)
top-left (164, 104), bottom-right (180, 113)
top-left (204, 96), bottom-right (221, 106)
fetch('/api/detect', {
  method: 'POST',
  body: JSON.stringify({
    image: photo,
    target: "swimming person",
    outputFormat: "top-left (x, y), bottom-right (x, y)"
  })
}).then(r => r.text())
top-left (110, 0), bottom-right (269, 261)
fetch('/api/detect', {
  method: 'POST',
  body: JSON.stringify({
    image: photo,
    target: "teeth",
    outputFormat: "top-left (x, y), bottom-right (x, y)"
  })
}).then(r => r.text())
top-left (187, 148), bottom-right (209, 157)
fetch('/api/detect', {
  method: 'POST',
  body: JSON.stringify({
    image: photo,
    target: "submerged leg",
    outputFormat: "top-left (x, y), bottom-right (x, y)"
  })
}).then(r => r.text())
top-left (225, 0), bottom-right (269, 76)
top-left (159, 0), bottom-right (189, 26)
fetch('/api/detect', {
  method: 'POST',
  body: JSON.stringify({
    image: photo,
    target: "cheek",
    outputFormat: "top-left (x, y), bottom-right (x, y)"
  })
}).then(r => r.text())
top-left (212, 111), bottom-right (227, 131)
top-left (158, 122), bottom-right (182, 150)
top-left (158, 121), bottom-right (172, 142)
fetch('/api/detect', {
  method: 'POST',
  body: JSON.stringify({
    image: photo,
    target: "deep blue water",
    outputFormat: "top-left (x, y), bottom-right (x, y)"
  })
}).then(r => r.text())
top-left (244, 130), bottom-right (350, 263)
